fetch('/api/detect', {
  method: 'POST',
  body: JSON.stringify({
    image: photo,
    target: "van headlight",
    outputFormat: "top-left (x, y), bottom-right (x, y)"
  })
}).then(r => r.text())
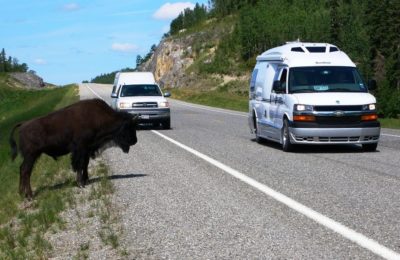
top-left (119, 102), bottom-right (131, 109)
top-left (363, 103), bottom-right (376, 111)
top-left (159, 101), bottom-right (169, 108)
top-left (294, 104), bottom-right (313, 112)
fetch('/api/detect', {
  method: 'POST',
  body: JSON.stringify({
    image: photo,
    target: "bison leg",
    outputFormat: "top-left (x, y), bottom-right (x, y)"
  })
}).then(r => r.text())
top-left (19, 155), bottom-right (38, 199)
top-left (82, 154), bottom-right (90, 185)
top-left (71, 149), bottom-right (90, 188)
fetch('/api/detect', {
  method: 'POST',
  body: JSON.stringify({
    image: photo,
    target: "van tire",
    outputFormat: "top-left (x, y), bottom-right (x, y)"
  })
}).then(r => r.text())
top-left (282, 119), bottom-right (293, 152)
top-left (253, 114), bottom-right (263, 143)
top-left (362, 143), bottom-right (377, 152)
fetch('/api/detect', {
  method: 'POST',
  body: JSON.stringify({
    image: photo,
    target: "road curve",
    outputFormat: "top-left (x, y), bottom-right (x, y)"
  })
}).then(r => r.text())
top-left (80, 83), bottom-right (400, 259)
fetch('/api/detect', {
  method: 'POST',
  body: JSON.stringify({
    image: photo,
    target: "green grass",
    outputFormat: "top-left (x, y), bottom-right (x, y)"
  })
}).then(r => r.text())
top-left (168, 81), bottom-right (249, 111)
top-left (379, 118), bottom-right (400, 129)
top-left (0, 73), bottom-right (79, 258)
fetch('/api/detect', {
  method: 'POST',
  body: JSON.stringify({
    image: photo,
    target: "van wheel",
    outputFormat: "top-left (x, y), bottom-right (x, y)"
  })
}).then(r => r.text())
top-left (254, 115), bottom-right (263, 143)
top-left (282, 119), bottom-right (293, 152)
top-left (362, 143), bottom-right (377, 152)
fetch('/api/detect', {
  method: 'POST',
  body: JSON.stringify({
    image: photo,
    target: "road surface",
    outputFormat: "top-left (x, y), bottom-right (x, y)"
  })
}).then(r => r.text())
top-left (80, 83), bottom-right (400, 259)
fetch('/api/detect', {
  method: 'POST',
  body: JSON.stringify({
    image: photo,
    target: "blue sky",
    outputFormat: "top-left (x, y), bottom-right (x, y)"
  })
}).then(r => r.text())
top-left (0, 1), bottom-right (208, 85)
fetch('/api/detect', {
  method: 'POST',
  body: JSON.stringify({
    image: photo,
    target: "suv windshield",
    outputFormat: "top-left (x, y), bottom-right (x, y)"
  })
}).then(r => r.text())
top-left (120, 84), bottom-right (162, 97)
top-left (289, 66), bottom-right (367, 93)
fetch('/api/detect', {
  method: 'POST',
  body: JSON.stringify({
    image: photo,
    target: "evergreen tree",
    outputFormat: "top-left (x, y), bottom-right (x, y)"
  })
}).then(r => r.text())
top-left (0, 48), bottom-right (6, 72)
top-left (329, 0), bottom-right (340, 45)
top-left (136, 55), bottom-right (143, 68)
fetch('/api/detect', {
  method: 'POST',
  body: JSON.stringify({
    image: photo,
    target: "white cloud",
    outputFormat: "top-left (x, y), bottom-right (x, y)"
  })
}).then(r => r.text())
top-left (153, 2), bottom-right (195, 20)
top-left (34, 58), bottom-right (47, 65)
top-left (111, 43), bottom-right (138, 53)
top-left (63, 3), bottom-right (80, 12)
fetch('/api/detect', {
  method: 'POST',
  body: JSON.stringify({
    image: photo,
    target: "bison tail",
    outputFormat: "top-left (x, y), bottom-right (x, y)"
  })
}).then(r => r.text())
top-left (9, 123), bottom-right (22, 161)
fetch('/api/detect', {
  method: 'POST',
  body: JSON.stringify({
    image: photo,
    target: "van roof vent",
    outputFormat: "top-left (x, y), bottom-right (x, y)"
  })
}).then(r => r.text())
top-left (305, 46), bottom-right (326, 53)
top-left (291, 47), bottom-right (304, 52)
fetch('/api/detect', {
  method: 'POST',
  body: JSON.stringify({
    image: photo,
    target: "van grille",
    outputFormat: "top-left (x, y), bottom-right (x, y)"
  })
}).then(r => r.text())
top-left (314, 105), bottom-right (363, 112)
top-left (132, 102), bottom-right (158, 108)
top-left (316, 116), bottom-right (361, 125)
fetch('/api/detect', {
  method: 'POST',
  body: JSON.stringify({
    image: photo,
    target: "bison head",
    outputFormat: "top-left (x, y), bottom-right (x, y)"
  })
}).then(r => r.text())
top-left (114, 114), bottom-right (138, 153)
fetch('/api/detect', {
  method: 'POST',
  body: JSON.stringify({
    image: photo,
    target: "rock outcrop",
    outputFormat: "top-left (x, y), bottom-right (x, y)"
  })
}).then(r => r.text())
top-left (9, 72), bottom-right (45, 89)
top-left (139, 35), bottom-right (196, 89)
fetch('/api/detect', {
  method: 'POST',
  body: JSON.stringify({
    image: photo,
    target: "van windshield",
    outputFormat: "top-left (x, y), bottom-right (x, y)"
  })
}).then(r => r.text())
top-left (288, 66), bottom-right (367, 93)
top-left (120, 84), bottom-right (162, 97)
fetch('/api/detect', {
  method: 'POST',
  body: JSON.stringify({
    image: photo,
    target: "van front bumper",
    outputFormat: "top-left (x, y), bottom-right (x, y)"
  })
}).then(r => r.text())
top-left (289, 126), bottom-right (380, 144)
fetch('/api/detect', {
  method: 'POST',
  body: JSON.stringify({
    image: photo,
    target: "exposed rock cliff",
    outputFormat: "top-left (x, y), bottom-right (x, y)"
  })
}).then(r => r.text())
top-left (139, 19), bottom-right (250, 95)
top-left (140, 35), bottom-right (197, 89)
top-left (9, 72), bottom-right (46, 89)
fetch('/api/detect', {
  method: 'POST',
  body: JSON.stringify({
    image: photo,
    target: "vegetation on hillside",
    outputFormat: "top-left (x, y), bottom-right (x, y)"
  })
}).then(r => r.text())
top-left (90, 67), bottom-right (135, 84)
top-left (169, 3), bottom-right (208, 35)
top-left (0, 48), bottom-right (29, 73)
top-left (166, 0), bottom-right (399, 119)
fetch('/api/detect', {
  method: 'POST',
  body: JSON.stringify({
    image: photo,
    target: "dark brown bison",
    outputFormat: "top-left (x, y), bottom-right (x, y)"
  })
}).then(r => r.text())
top-left (9, 99), bottom-right (138, 199)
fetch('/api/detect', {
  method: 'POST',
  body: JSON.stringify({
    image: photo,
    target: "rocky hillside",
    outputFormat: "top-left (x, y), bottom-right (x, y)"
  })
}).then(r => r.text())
top-left (139, 18), bottom-right (250, 95)
top-left (8, 72), bottom-right (46, 89)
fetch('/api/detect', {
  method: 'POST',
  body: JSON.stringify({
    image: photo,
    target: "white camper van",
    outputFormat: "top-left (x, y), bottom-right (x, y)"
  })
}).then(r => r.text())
top-left (111, 72), bottom-right (171, 129)
top-left (248, 42), bottom-right (380, 152)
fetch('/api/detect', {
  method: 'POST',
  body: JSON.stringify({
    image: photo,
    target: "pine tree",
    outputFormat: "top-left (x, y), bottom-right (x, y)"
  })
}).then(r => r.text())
top-left (328, 0), bottom-right (340, 45)
top-left (0, 48), bottom-right (6, 72)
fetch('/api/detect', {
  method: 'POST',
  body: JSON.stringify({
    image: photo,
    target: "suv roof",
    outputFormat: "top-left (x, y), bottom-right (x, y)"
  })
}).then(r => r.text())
top-left (116, 72), bottom-right (156, 85)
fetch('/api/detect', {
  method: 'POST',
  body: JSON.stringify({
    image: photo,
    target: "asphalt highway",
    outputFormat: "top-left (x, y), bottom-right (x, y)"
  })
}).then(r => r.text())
top-left (80, 83), bottom-right (400, 259)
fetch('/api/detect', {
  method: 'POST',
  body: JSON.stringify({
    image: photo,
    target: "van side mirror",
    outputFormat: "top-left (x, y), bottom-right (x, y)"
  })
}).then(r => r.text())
top-left (111, 93), bottom-right (118, 98)
top-left (368, 79), bottom-right (377, 90)
top-left (273, 80), bottom-right (285, 94)
top-left (164, 92), bottom-right (171, 97)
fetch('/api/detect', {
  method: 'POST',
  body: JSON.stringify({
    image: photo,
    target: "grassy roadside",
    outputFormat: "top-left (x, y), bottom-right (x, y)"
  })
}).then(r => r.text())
top-left (0, 73), bottom-right (82, 258)
top-left (0, 74), bottom-right (125, 258)
top-left (168, 84), bottom-right (248, 112)
top-left (168, 87), bottom-right (400, 129)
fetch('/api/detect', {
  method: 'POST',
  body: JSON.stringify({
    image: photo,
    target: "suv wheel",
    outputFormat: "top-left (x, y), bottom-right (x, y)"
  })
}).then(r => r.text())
top-left (362, 143), bottom-right (377, 152)
top-left (162, 118), bottom-right (171, 129)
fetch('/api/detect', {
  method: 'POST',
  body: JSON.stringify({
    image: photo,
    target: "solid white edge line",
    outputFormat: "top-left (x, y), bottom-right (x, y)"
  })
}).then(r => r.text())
top-left (381, 134), bottom-right (400, 138)
top-left (173, 101), bottom-right (400, 138)
top-left (87, 87), bottom-right (400, 139)
top-left (83, 83), bottom-right (104, 100)
top-left (152, 130), bottom-right (400, 260)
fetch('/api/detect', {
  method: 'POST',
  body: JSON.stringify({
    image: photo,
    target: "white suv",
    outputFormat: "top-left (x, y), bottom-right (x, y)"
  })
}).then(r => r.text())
top-left (111, 72), bottom-right (171, 129)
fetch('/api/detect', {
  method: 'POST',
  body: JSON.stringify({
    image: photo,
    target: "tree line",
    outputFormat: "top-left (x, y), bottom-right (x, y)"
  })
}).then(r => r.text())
top-left (176, 0), bottom-right (399, 118)
top-left (169, 3), bottom-right (208, 35)
top-left (89, 67), bottom-right (135, 84)
top-left (0, 48), bottom-right (28, 73)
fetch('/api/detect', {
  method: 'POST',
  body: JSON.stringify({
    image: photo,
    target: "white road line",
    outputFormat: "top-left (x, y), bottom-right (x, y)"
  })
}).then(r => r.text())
top-left (173, 100), bottom-right (247, 117)
top-left (381, 133), bottom-right (400, 138)
top-left (152, 130), bottom-right (400, 260)
top-left (87, 87), bottom-right (400, 139)
top-left (173, 101), bottom-right (400, 138)
top-left (83, 83), bottom-right (104, 100)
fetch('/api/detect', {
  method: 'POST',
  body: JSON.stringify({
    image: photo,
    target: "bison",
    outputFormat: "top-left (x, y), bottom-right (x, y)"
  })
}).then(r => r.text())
top-left (9, 99), bottom-right (138, 199)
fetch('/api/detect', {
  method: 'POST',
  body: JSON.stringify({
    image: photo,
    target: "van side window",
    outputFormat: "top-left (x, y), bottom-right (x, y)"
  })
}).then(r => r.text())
top-left (250, 69), bottom-right (258, 99)
top-left (279, 68), bottom-right (287, 89)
